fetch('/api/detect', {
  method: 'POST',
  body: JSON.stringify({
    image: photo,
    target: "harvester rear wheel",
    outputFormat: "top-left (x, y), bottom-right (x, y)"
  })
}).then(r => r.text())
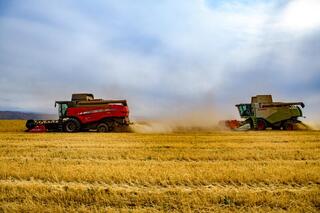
top-left (64, 118), bottom-right (80, 132)
top-left (97, 123), bottom-right (109, 132)
top-left (257, 119), bottom-right (266, 130)
top-left (283, 122), bottom-right (294, 130)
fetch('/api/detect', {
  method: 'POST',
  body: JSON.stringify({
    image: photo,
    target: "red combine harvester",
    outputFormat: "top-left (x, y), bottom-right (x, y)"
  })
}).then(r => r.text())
top-left (26, 93), bottom-right (130, 132)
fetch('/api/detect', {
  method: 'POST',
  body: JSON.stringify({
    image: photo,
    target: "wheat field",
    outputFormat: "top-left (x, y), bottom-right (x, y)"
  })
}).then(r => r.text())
top-left (0, 120), bottom-right (319, 212)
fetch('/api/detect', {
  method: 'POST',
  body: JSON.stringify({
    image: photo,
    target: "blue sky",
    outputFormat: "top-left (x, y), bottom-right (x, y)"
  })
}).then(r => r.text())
top-left (0, 0), bottom-right (319, 121)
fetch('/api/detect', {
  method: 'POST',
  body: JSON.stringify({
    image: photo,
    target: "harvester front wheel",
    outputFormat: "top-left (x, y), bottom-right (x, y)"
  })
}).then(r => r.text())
top-left (64, 118), bottom-right (80, 132)
top-left (97, 123), bottom-right (109, 132)
top-left (257, 119), bottom-right (266, 130)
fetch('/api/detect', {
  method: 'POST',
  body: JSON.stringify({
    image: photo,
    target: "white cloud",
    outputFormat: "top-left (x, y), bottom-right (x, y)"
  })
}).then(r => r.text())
top-left (276, 0), bottom-right (320, 32)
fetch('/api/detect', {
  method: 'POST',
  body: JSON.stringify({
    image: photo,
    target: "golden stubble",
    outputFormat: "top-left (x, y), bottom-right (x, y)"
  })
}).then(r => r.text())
top-left (0, 120), bottom-right (319, 212)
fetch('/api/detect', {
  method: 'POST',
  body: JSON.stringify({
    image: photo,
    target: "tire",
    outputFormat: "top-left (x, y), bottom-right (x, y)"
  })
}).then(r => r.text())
top-left (283, 123), bottom-right (294, 130)
top-left (64, 118), bottom-right (81, 132)
top-left (97, 123), bottom-right (109, 132)
top-left (257, 119), bottom-right (266, 130)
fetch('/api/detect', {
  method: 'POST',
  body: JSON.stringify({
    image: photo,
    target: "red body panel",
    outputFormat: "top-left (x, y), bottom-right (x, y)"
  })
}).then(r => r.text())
top-left (66, 104), bottom-right (129, 124)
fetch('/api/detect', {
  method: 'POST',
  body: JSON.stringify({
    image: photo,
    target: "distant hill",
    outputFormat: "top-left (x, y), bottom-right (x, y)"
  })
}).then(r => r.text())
top-left (0, 111), bottom-right (56, 120)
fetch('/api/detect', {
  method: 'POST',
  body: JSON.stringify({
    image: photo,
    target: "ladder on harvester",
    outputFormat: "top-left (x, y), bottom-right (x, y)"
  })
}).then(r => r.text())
top-left (252, 117), bottom-right (257, 129)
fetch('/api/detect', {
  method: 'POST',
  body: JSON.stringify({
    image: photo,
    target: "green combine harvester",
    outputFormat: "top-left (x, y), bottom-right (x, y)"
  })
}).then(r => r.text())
top-left (235, 95), bottom-right (305, 130)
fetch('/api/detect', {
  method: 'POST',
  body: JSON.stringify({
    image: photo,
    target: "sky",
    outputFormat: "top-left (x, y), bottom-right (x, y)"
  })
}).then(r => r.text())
top-left (0, 0), bottom-right (319, 121)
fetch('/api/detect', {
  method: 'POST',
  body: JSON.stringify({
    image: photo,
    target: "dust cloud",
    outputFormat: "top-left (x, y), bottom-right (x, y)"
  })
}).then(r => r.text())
top-left (303, 121), bottom-right (320, 130)
top-left (128, 106), bottom-right (318, 133)
top-left (129, 106), bottom-right (229, 133)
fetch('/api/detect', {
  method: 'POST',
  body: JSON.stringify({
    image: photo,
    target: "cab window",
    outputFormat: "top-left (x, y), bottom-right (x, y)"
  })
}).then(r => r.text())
top-left (238, 104), bottom-right (252, 116)
top-left (58, 104), bottom-right (68, 117)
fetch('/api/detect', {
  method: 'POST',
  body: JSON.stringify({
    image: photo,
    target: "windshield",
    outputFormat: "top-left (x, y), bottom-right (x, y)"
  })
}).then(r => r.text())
top-left (58, 103), bottom-right (68, 118)
top-left (237, 104), bottom-right (253, 117)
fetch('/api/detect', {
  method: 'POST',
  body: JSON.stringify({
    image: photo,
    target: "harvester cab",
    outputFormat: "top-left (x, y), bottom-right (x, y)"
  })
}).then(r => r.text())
top-left (236, 104), bottom-right (253, 118)
top-left (236, 95), bottom-right (273, 119)
top-left (55, 101), bottom-right (69, 119)
top-left (54, 93), bottom-right (94, 119)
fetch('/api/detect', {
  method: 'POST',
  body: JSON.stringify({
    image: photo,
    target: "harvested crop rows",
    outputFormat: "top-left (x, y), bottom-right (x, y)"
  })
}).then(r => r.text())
top-left (0, 121), bottom-right (319, 212)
